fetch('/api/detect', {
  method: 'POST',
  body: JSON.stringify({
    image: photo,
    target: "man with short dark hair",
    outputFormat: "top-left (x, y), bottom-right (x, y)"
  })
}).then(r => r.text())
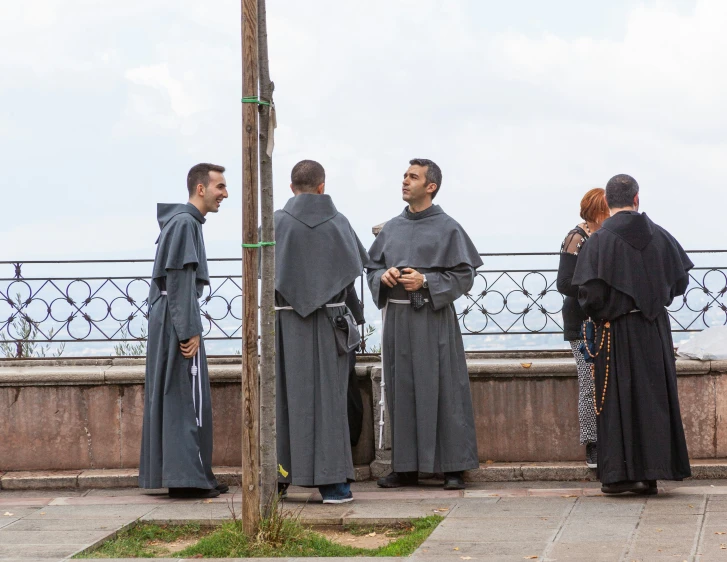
top-left (276, 159), bottom-right (368, 504)
top-left (367, 158), bottom-right (482, 490)
top-left (573, 174), bottom-right (693, 495)
top-left (139, 163), bottom-right (229, 499)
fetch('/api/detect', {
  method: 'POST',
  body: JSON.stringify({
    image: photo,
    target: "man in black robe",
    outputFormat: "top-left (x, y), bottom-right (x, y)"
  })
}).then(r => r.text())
top-left (139, 163), bottom-right (229, 499)
top-left (275, 160), bottom-right (369, 503)
top-left (573, 174), bottom-right (693, 495)
top-left (367, 158), bottom-right (482, 490)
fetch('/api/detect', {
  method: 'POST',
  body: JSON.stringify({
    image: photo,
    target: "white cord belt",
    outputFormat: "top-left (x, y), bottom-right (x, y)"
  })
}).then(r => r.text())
top-left (387, 298), bottom-right (430, 305)
top-left (274, 302), bottom-right (346, 311)
top-left (161, 291), bottom-right (202, 427)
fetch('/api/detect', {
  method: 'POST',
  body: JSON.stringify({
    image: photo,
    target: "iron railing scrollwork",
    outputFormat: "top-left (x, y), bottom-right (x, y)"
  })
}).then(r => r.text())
top-left (1, 252), bottom-right (726, 356)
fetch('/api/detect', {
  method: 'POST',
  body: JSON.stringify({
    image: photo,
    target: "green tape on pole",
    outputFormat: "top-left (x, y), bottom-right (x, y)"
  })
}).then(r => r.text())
top-left (241, 96), bottom-right (271, 106)
top-left (242, 241), bottom-right (276, 248)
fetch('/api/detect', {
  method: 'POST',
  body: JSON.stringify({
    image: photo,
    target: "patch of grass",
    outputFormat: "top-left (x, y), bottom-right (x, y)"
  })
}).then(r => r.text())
top-left (74, 523), bottom-right (204, 558)
top-left (77, 516), bottom-right (442, 558)
top-left (178, 515), bottom-right (443, 558)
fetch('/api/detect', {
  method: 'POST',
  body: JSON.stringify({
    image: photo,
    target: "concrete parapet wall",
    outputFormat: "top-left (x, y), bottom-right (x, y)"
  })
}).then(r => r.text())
top-left (1, 355), bottom-right (724, 472)
top-left (0, 357), bottom-right (375, 472)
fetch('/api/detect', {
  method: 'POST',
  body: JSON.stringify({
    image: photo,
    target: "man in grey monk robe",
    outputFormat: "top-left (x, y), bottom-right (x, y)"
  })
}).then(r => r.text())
top-left (276, 160), bottom-right (368, 504)
top-left (139, 163), bottom-right (229, 499)
top-left (367, 158), bottom-right (482, 490)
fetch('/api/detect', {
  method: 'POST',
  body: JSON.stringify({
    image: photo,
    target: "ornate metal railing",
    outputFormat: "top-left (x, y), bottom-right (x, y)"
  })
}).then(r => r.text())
top-left (1, 252), bottom-right (726, 357)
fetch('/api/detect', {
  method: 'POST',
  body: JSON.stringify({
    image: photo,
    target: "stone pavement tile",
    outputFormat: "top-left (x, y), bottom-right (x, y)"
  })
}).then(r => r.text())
top-left (557, 516), bottom-right (639, 542)
top-left (6, 516), bottom-right (128, 531)
top-left (570, 495), bottom-right (646, 517)
top-left (0, 488), bottom-right (84, 498)
top-left (641, 494), bottom-right (706, 515)
top-left (284, 503), bottom-right (354, 524)
top-left (0, 529), bottom-right (111, 545)
top-left (0, 543), bottom-right (87, 558)
top-left (0, 558), bottom-right (67, 562)
top-left (24, 503), bottom-right (156, 519)
top-left (342, 499), bottom-right (458, 523)
top-left (427, 516), bottom-right (560, 542)
top-left (85, 486), bottom-right (167, 496)
top-left (49, 493), bottom-right (178, 505)
top-left (467, 496), bottom-right (576, 517)
top-left (581, 488), bottom-right (607, 496)
top-left (527, 487), bottom-right (583, 497)
top-left (446, 498), bottom-right (503, 518)
top-left (412, 556), bottom-right (545, 562)
top-left (704, 511), bottom-right (727, 525)
top-left (0, 497), bottom-right (52, 507)
top-left (354, 490), bottom-right (463, 500)
top-left (0, 507), bottom-right (41, 530)
top-left (697, 537), bottom-right (727, 558)
top-left (707, 499), bottom-right (727, 512)
top-left (142, 502), bottom-right (236, 524)
top-left (628, 522), bottom-right (700, 559)
top-left (545, 541), bottom-right (626, 561)
top-left (464, 488), bottom-right (528, 498)
top-left (414, 538), bottom-right (547, 557)
top-left (640, 513), bottom-right (703, 525)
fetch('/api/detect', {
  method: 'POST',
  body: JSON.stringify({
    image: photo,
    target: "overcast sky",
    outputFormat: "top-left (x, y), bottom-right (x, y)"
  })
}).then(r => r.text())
top-left (2, 0), bottom-right (724, 264)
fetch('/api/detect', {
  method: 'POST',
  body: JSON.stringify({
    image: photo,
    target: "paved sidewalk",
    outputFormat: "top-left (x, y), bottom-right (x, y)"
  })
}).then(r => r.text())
top-left (1, 480), bottom-right (727, 561)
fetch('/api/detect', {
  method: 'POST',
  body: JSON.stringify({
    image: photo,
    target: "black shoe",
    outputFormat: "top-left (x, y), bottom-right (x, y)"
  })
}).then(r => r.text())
top-left (586, 442), bottom-right (597, 469)
top-left (443, 471), bottom-right (465, 490)
top-left (168, 487), bottom-right (221, 499)
top-left (634, 480), bottom-right (658, 496)
top-left (601, 480), bottom-right (649, 494)
top-left (278, 482), bottom-right (290, 499)
top-left (377, 471), bottom-right (418, 488)
top-left (216, 483), bottom-right (230, 494)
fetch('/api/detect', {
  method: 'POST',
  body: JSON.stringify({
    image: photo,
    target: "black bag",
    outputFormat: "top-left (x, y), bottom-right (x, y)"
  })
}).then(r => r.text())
top-left (329, 311), bottom-right (362, 356)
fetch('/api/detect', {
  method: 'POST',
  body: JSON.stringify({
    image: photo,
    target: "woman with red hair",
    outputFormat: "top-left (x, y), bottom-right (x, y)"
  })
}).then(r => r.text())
top-left (556, 188), bottom-right (610, 469)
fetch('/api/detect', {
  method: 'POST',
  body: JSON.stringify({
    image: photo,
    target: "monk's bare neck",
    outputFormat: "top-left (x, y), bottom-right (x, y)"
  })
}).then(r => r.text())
top-left (610, 206), bottom-right (637, 216)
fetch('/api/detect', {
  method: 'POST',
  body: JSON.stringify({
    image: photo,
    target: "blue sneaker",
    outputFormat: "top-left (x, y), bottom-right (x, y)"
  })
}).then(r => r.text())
top-left (320, 482), bottom-right (354, 504)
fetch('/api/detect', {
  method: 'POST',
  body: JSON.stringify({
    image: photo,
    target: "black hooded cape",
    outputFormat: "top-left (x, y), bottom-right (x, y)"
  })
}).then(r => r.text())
top-left (573, 211), bottom-right (693, 484)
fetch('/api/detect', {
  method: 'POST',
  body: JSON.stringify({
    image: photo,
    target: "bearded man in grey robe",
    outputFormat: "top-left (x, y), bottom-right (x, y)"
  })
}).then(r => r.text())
top-left (367, 158), bottom-right (482, 490)
top-left (139, 163), bottom-right (229, 499)
top-left (276, 160), bottom-right (369, 504)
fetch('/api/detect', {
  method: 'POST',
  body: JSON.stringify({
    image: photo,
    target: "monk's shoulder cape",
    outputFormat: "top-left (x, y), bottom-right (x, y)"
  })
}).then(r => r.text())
top-left (367, 205), bottom-right (483, 270)
top-left (572, 212), bottom-right (692, 320)
top-left (152, 203), bottom-right (209, 283)
top-left (275, 194), bottom-right (368, 318)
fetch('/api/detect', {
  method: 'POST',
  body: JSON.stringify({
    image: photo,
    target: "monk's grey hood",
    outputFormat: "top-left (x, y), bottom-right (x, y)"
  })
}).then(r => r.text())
top-left (157, 203), bottom-right (206, 231)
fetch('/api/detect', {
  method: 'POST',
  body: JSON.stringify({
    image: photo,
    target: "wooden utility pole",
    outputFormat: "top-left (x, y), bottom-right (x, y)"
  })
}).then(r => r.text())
top-left (241, 0), bottom-right (261, 535)
top-left (257, 0), bottom-right (277, 517)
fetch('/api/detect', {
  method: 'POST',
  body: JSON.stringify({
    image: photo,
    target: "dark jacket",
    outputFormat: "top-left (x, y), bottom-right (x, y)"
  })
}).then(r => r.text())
top-left (556, 226), bottom-right (589, 341)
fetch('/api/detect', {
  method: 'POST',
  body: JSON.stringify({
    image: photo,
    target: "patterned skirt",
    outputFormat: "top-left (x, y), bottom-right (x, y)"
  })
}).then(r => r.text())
top-left (569, 340), bottom-right (598, 444)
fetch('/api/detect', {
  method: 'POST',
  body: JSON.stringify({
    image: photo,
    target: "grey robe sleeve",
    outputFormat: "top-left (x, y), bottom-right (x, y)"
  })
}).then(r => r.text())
top-left (166, 264), bottom-right (204, 341)
top-left (427, 264), bottom-right (476, 311)
top-left (366, 253), bottom-right (389, 310)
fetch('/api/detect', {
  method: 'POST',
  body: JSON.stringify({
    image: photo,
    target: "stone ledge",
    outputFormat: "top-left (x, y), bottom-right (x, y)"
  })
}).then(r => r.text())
top-left (370, 461), bottom-right (727, 483)
top-left (0, 363), bottom-right (373, 386)
top-left (1, 356), bottom-right (719, 386)
top-left (0, 465), bottom-right (374, 491)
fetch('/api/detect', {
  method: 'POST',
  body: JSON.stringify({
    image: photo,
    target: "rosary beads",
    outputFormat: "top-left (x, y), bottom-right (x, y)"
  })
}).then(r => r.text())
top-left (582, 320), bottom-right (611, 416)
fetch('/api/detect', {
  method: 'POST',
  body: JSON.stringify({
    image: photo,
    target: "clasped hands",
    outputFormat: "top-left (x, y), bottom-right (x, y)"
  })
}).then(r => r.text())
top-left (381, 267), bottom-right (424, 291)
top-left (180, 334), bottom-right (200, 358)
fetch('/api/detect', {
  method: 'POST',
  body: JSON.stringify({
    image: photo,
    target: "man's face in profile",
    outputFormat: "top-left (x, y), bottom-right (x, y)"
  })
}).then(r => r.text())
top-left (202, 171), bottom-right (228, 213)
top-left (402, 165), bottom-right (432, 204)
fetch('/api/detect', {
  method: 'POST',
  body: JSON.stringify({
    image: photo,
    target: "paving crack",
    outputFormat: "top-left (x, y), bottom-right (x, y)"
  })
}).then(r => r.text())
top-left (540, 494), bottom-right (578, 561)
top-left (690, 494), bottom-right (709, 561)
